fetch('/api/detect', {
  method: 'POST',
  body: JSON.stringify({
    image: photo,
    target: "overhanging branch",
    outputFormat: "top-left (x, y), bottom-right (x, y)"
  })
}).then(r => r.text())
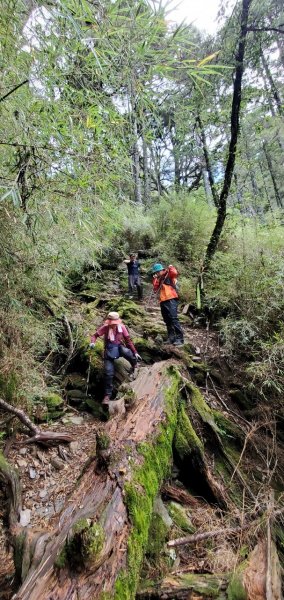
top-left (0, 80), bottom-right (29, 103)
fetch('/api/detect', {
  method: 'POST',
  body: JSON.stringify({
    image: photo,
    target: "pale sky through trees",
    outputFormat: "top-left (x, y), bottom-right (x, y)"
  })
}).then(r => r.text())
top-left (164, 0), bottom-right (233, 33)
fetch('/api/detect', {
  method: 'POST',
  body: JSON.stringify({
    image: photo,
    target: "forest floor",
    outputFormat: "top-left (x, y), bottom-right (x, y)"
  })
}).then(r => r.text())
top-left (0, 271), bottom-right (283, 599)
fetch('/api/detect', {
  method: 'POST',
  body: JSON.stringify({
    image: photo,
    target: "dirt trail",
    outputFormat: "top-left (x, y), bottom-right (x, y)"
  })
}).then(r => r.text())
top-left (0, 269), bottom-right (283, 599)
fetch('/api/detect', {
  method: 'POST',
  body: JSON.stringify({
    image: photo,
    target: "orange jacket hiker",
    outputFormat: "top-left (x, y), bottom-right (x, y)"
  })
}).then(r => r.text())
top-left (153, 265), bottom-right (179, 302)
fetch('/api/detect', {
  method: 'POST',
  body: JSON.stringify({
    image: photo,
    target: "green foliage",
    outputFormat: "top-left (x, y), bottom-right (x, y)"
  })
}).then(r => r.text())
top-left (150, 191), bottom-right (215, 265)
top-left (227, 573), bottom-right (247, 600)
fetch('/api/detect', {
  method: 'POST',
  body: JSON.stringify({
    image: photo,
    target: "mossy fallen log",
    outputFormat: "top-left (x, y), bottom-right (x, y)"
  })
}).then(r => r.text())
top-left (137, 573), bottom-right (229, 599)
top-left (13, 361), bottom-right (182, 600)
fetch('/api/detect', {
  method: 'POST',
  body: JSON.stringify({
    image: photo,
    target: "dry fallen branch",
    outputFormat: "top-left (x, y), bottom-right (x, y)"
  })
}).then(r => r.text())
top-left (0, 397), bottom-right (73, 445)
top-left (167, 524), bottom-right (250, 548)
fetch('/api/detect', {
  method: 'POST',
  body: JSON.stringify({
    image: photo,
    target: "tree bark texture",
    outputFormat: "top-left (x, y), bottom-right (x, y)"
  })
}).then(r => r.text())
top-left (261, 49), bottom-right (283, 116)
top-left (13, 361), bottom-right (181, 600)
top-left (263, 142), bottom-right (283, 208)
top-left (203, 0), bottom-right (252, 271)
top-left (197, 115), bottom-right (219, 208)
top-left (142, 132), bottom-right (151, 206)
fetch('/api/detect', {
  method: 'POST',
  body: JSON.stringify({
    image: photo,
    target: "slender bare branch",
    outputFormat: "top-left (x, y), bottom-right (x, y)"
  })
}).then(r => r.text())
top-left (0, 79), bottom-right (29, 103)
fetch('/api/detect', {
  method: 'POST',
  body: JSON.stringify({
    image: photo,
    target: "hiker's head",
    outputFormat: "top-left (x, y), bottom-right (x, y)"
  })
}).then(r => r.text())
top-left (130, 253), bottom-right (136, 261)
top-left (105, 311), bottom-right (121, 327)
top-left (152, 263), bottom-right (164, 278)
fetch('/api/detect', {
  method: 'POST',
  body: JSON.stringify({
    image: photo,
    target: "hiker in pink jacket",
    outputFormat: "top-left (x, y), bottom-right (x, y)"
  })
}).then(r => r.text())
top-left (90, 311), bottom-right (141, 404)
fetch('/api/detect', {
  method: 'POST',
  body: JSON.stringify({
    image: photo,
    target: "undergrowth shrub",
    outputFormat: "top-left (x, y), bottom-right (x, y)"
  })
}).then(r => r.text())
top-left (150, 190), bottom-right (215, 264)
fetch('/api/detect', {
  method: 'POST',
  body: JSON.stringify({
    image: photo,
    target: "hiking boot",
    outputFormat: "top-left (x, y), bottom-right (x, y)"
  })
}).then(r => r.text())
top-left (102, 395), bottom-right (110, 404)
top-left (129, 366), bottom-right (139, 381)
top-left (164, 338), bottom-right (176, 345)
top-left (173, 339), bottom-right (184, 347)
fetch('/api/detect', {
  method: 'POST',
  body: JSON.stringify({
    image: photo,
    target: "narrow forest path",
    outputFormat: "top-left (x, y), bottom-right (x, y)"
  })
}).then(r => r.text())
top-left (0, 266), bottom-right (283, 600)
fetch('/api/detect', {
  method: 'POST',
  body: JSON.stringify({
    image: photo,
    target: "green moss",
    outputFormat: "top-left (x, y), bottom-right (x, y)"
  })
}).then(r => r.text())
top-left (139, 574), bottom-right (228, 598)
top-left (227, 573), bottom-right (247, 600)
top-left (89, 338), bottom-right (104, 370)
top-left (177, 573), bottom-right (227, 597)
top-left (186, 383), bottom-right (218, 430)
top-left (106, 297), bottom-right (145, 324)
top-left (146, 513), bottom-right (168, 560)
top-left (96, 430), bottom-right (110, 451)
top-left (174, 402), bottom-right (203, 460)
top-left (13, 529), bottom-right (27, 582)
top-left (54, 546), bottom-right (68, 569)
top-left (212, 411), bottom-right (242, 441)
top-left (55, 519), bottom-right (105, 570)
top-left (117, 384), bottom-right (137, 407)
top-left (82, 522), bottom-right (105, 558)
top-left (85, 397), bottom-right (106, 419)
top-left (44, 393), bottom-right (63, 410)
top-left (168, 502), bottom-right (195, 533)
top-left (114, 367), bottom-right (181, 599)
top-left (132, 337), bottom-right (157, 364)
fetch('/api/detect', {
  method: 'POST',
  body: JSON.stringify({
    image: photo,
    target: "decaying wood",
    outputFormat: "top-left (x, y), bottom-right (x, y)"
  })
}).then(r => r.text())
top-left (265, 491), bottom-right (282, 600)
top-left (137, 573), bottom-right (228, 599)
top-left (161, 483), bottom-right (200, 507)
top-left (13, 361), bottom-right (179, 600)
top-left (242, 534), bottom-right (282, 600)
top-left (0, 398), bottom-right (73, 445)
top-left (0, 453), bottom-right (22, 531)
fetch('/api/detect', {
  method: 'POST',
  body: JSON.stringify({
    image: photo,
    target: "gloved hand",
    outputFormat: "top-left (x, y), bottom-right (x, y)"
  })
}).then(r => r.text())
top-left (89, 342), bottom-right (96, 349)
top-left (135, 353), bottom-right (142, 361)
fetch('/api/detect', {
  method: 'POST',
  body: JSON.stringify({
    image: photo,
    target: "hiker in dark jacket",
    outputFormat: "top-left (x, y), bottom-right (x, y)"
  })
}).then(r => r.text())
top-left (124, 253), bottom-right (143, 300)
top-left (152, 263), bottom-right (184, 346)
top-left (90, 311), bottom-right (141, 403)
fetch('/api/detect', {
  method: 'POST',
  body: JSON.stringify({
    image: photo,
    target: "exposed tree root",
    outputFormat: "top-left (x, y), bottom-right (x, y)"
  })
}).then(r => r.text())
top-left (0, 398), bottom-right (73, 446)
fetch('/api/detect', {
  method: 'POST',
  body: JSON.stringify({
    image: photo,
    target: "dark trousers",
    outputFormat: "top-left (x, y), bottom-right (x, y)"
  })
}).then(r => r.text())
top-left (104, 345), bottom-right (137, 397)
top-left (128, 275), bottom-right (143, 300)
top-left (160, 298), bottom-right (184, 342)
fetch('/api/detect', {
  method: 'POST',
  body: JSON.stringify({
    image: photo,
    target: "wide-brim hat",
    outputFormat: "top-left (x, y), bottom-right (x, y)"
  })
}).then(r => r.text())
top-left (105, 311), bottom-right (121, 325)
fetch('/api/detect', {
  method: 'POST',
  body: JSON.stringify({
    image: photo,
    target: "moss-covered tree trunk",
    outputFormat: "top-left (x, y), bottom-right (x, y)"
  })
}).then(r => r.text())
top-left (14, 361), bottom-right (181, 600)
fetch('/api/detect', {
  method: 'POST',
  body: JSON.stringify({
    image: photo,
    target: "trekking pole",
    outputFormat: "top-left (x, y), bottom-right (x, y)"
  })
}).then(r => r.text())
top-left (146, 287), bottom-right (155, 308)
top-left (145, 270), bottom-right (168, 309)
top-left (86, 357), bottom-right (91, 397)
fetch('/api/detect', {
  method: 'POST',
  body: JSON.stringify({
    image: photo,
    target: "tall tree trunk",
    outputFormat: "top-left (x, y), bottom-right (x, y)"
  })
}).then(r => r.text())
top-left (132, 117), bottom-right (142, 203)
top-left (233, 172), bottom-right (243, 209)
top-left (202, 168), bottom-right (212, 204)
top-left (258, 159), bottom-right (275, 215)
top-left (150, 144), bottom-right (162, 195)
top-left (170, 124), bottom-right (181, 192)
top-left (263, 142), bottom-right (283, 208)
top-left (260, 49), bottom-right (283, 116)
top-left (244, 135), bottom-right (260, 200)
top-left (142, 133), bottom-right (151, 206)
top-left (203, 0), bottom-right (252, 271)
top-left (130, 81), bottom-right (142, 204)
top-left (197, 114), bottom-right (219, 208)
